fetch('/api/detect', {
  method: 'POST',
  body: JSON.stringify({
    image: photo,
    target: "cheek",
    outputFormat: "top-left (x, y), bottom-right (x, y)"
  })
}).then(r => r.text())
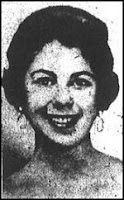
top-left (73, 89), bottom-right (96, 109)
top-left (26, 88), bottom-right (54, 111)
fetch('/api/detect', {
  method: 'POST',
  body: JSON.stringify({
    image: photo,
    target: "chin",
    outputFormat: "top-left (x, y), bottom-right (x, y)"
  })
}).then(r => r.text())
top-left (37, 130), bottom-right (85, 156)
top-left (32, 114), bottom-right (92, 149)
top-left (40, 121), bottom-right (89, 147)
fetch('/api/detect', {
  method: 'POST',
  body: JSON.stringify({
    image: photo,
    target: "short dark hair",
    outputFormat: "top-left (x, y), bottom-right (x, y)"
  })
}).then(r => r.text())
top-left (2, 5), bottom-right (119, 111)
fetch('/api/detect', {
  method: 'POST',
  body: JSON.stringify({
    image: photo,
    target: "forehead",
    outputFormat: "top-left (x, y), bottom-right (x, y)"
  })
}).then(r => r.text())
top-left (29, 40), bottom-right (92, 74)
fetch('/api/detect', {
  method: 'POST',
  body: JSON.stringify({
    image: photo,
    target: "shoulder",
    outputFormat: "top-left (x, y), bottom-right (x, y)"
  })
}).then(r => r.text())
top-left (3, 160), bottom-right (50, 198)
top-left (3, 173), bottom-right (25, 198)
top-left (89, 146), bottom-right (122, 176)
top-left (88, 147), bottom-right (122, 198)
top-left (3, 163), bottom-right (36, 198)
top-left (93, 147), bottom-right (122, 171)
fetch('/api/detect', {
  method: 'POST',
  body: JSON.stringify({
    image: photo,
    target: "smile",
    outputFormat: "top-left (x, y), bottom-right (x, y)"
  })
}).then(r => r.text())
top-left (47, 114), bottom-right (80, 129)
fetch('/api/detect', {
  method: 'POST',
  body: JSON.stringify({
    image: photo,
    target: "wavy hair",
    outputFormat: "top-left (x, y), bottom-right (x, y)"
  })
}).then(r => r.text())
top-left (2, 5), bottom-right (119, 111)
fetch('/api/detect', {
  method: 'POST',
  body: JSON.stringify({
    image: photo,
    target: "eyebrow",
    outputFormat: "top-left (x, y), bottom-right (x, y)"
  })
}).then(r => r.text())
top-left (30, 69), bottom-right (57, 79)
top-left (71, 71), bottom-right (95, 80)
top-left (31, 69), bottom-right (95, 80)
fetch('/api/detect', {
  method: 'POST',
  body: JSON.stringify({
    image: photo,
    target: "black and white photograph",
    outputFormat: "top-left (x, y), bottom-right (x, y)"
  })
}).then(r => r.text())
top-left (2, 1), bottom-right (123, 198)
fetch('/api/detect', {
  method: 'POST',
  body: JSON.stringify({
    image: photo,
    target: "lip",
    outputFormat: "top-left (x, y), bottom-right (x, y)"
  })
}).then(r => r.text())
top-left (46, 114), bottom-right (81, 130)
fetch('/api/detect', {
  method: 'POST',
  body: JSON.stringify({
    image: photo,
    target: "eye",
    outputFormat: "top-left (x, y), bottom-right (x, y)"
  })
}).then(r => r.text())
top-left (33, 77), bottom-right (56, 87)
top-left (70, 78), bottom-right (92, 89)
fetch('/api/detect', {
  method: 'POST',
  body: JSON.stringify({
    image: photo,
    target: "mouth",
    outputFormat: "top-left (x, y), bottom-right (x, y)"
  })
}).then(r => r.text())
top-left (46, 114), bottom-right (81, 130)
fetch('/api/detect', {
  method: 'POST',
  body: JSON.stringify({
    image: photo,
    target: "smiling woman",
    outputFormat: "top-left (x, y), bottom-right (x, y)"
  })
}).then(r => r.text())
top-left (24, 40), bottom-right (97, 146)
top-left (2, 5), bottom-right (122, 198)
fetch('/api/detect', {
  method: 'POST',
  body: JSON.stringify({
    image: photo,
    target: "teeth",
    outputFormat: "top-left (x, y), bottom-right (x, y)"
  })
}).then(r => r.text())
top-left (56, 123), bottom-right (66, 127)
top-left (63, 118), bottom-right (67, 123)
top-left (52, 118), bottom-right (71, 123)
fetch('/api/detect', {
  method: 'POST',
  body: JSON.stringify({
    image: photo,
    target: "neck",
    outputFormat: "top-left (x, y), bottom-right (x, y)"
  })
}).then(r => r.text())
top-left (32, 131), bottom-right (92, 174)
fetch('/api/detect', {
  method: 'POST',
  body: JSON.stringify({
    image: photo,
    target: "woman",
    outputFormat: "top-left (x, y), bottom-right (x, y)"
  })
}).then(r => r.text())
top-left (2, 5), bottom-right (122, 198)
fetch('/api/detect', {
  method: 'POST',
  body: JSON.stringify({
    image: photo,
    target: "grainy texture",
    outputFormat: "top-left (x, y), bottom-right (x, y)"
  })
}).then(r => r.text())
top-left (2, 2), bottom-right (122, 199)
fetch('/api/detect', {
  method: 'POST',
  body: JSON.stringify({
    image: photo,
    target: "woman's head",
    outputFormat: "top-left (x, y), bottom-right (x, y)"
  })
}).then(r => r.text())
top-left (24, 39), bottom-right (97, 146)
top-left (3, 6), bottom-right (119, 146)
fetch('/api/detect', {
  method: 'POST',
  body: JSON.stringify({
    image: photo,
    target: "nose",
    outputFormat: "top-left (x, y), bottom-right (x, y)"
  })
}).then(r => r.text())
top-left (53, 86), bottom-right (74, 110)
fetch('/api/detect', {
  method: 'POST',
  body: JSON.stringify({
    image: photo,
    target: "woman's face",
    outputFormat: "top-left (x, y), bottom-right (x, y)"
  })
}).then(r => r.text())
top-left (25, 40), bottom-right (97, 146)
